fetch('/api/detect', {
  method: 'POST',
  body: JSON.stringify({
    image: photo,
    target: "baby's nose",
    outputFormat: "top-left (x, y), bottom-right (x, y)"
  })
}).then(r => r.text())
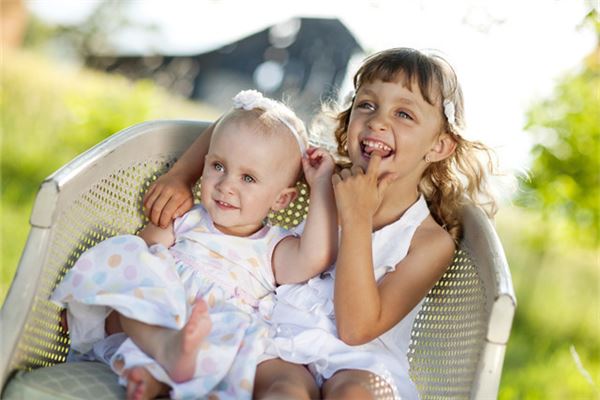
top-left (217, 176), bottom-right (236, 194)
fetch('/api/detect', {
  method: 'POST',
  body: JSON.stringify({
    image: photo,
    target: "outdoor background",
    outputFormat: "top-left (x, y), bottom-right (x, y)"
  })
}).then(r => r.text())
top-left (1, 0), bottom-right (598, 398)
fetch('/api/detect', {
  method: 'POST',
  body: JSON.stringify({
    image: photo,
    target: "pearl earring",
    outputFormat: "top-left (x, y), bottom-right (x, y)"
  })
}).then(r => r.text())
top-left (425, 154), bottom-right (431, 163)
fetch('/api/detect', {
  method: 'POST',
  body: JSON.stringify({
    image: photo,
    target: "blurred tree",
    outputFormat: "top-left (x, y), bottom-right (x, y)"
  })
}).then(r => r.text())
top-left (54, 0), bottom-right (137, 57)
top-left (23, 0), bottom-right (157, 59)
top-left (518, 9), bottom-right (599, 248)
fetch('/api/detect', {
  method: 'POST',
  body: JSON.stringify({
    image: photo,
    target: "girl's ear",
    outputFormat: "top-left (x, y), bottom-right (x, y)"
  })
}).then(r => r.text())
top-left (271, 187), bottom-right (299, 212)
top-left (426, 132), bottom-right (457, 162)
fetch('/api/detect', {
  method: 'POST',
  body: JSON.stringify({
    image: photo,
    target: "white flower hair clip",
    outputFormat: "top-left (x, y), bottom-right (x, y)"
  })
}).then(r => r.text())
top-left (232, 90), bottom-right (307, 154)
top-left (443, 99), bottom-right (457, 132)
top-left (232, 89), bottom-right (268, 110)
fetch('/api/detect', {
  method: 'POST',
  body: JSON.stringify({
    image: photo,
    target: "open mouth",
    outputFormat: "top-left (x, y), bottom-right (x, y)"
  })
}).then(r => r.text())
top-left (215, 200), bottom-right (238, 210)
top-left (360, 139), bottom-right (394, 159)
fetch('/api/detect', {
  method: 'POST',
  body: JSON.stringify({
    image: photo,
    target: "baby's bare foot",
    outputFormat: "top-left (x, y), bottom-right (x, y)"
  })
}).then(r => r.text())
top-left (160, 298), bottom-right (212, 382)
top-left (124, 366), bottom-right (169, 400)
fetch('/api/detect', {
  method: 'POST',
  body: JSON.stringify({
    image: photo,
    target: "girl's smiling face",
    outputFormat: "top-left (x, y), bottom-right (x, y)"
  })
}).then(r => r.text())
top-left (346, 74), bottom-right (445, 183)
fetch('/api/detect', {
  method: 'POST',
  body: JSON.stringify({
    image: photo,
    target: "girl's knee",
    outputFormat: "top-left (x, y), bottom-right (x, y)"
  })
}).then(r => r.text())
top-left (260, 380), bottom-right (315, 400)
top-left (324, 372), bottom-right (394, 400)
top-left (326, 381), bottom-right (375, 400)
top-left (254, 360), bottom-right (318, 400)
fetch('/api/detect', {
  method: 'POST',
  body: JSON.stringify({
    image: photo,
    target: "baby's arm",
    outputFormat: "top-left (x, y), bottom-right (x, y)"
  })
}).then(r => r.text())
top-left (138, 221), bottom-right (176, 248)
top-left (272, 148), bottom-right (337, 285)
top-left (144, 121), bottom-right (216, 228)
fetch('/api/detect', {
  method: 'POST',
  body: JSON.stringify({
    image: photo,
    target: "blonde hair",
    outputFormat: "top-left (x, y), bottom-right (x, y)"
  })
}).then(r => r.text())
top-left (219, 101), bottom-right (308, 184)
top-left (333, 48), bottom-right (498, 241)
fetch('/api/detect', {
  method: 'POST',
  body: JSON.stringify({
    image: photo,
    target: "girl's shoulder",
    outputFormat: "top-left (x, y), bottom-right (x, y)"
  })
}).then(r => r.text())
top-left (411, 215), bottom-right (456, 262)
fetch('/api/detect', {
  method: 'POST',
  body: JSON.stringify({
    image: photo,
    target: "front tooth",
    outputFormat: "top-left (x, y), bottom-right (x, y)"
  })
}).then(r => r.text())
top-left (363, 140), bottom-right (391, 151)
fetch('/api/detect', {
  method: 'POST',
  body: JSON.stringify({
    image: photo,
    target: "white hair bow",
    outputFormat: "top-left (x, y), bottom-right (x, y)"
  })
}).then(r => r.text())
top-left (232, 90), bottom-right (306, 154)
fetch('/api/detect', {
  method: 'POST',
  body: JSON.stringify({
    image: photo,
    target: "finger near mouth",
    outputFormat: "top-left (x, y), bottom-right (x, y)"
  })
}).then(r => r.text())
top-left (369, 149), bottom-right (387, 158)
top-left (362, 148), bottom-right (392, 160)
top-left (360, 142), bottom-right (393, 159)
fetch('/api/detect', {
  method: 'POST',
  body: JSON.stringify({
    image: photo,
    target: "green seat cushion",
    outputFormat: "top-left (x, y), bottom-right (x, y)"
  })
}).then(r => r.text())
top-left (2, 362), bottom-right (124, 400)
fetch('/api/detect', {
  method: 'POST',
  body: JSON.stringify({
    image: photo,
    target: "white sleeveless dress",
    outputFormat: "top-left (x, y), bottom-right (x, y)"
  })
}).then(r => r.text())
top-left (262, 195), bottom-right (430, 399)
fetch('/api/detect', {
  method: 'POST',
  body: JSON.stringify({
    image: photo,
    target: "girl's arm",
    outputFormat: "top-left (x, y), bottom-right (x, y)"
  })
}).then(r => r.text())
top-left (272, 148), bottom-right (338, 285)
top-left (143, 121), bottom-right (216, 228)
top-left (332, 155), bottom-right (455, 345)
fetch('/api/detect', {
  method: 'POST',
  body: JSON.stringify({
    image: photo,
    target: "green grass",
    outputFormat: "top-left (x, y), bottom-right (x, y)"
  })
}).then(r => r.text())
top-left (0, 50), bottom-right (219, 300)
top-left (1, 50), bottom-right (598, 398)
top-left (496, 207), bottom-right (599, 399)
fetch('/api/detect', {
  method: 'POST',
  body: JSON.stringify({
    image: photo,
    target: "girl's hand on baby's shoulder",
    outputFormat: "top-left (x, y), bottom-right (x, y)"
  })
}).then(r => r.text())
top-left (143, 173), bottom-right (195, 229)
top-left (302, 147), bottom-right (335, 189)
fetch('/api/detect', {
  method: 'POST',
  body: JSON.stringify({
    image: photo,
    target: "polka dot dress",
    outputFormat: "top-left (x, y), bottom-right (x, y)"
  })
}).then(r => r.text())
top-left (51, 204), bottom-right (296, 399)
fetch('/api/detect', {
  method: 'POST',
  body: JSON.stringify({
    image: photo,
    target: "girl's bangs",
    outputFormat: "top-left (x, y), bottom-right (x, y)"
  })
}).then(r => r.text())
top-left (354, 51), bottom-right (442, 106)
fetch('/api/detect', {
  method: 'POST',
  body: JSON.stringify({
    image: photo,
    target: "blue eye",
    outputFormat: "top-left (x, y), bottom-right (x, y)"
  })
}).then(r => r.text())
top-left (397, 111), bottom-right (412, 120)
top-left (356, 101), bottom-right (375, 111)
top-left (242, 175), bottom-right (255, 183)
top-left (214, 162), bottom-right (224, 172)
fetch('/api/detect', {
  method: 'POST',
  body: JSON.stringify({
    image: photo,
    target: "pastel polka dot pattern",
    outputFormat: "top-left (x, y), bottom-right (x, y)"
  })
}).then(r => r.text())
top-left (92, 271), bottom-right (107, 285)
top-left (107, 254), bottom-right (122, 268)
top-left (139, 252), bottom-right (155, 266)
top-left (200, 357), bottom-right (217, 374)
top-left (140, 278), bottom-right (155, 287)
top-left (247, 258), bottom-right (259, 268)
top-left (72, 273), bottom-right (83, 287)
top-left (239, 379), bottom-right (252, 391)
top-left (124, 242), bottom-right (139, 252)
top-left (123, 265), bottom-right (137, 280)
top-left (50, 204), bottom-right (295, 399)
top-left (77, 258), bottom-right (93, 271)
top-left (112, 236), bottom-right (128, 245)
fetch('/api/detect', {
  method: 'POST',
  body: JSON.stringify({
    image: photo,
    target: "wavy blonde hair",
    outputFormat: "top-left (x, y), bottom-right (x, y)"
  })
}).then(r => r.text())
top-left (333, 48), bottom-right (498, 241)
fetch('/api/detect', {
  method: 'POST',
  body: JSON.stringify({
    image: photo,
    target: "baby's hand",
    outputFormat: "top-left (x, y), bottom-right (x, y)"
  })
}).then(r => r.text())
top-left (143, 173), bottom-right (195, 228)
top-left (302, 147), bottom-right (335, 189)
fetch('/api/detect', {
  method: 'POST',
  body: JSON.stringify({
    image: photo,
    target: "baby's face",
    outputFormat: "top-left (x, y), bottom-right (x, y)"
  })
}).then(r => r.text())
top-left (200, 118), bottom-right (299, 237)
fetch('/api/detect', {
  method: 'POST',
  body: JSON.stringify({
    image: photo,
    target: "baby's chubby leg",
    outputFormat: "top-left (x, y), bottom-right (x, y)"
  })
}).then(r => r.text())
top-left (119, 298), bottom-right (212, 383)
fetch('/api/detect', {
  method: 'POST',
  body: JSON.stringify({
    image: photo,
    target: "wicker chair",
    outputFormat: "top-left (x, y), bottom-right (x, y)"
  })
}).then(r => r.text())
top-left (0, 120), bottom-right (516, 399)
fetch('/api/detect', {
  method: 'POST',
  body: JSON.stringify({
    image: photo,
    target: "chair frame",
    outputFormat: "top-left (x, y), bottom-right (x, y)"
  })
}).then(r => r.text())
top-left (0, 120), bottom-right (516, 399)
top-left (459, 203), bottom-right (516, 398)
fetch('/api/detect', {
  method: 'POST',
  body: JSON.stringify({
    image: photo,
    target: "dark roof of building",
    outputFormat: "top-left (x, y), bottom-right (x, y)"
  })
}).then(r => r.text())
top-left (87, 17), bottom-right (363, 121)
